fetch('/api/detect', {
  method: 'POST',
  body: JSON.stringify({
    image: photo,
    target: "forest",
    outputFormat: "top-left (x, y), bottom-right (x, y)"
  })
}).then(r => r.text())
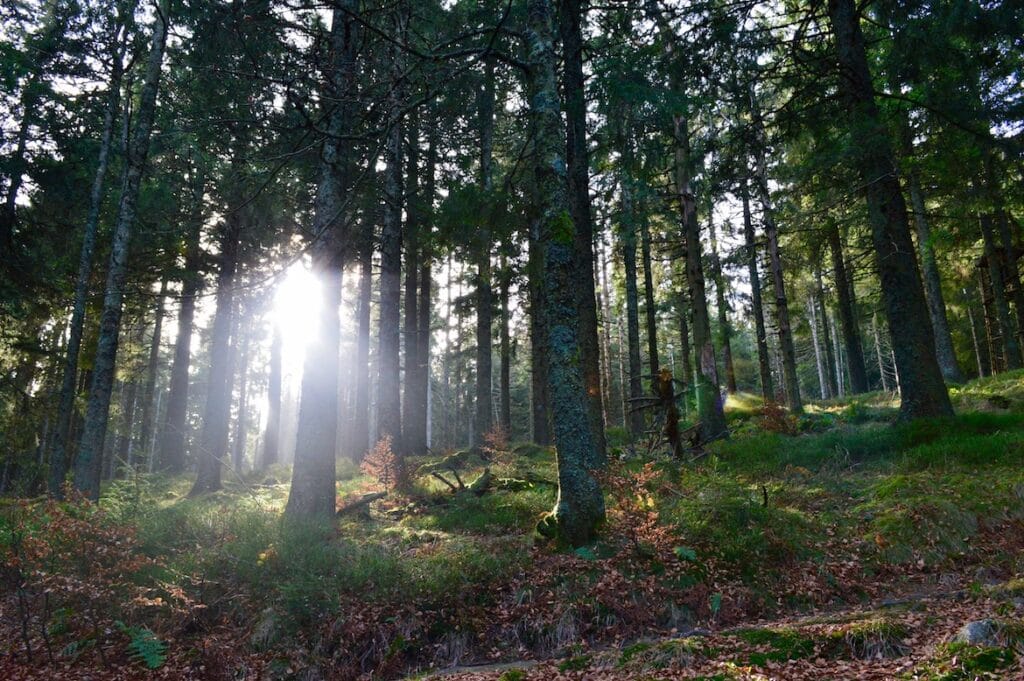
top-left (1, 0), bottom-right (1023, 678)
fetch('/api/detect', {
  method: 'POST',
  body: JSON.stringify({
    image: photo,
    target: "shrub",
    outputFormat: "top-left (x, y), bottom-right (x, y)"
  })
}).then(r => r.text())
top-left (361, 435), bottom-right (409, 492)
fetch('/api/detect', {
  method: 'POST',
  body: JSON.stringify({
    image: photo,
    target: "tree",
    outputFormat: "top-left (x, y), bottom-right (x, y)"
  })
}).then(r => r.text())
top-left (525, 0), bottom-right (604, 546)
top-left (74, 0), bottom-right (171, 499)
top-left (825, 0), bottom-right (953, 419)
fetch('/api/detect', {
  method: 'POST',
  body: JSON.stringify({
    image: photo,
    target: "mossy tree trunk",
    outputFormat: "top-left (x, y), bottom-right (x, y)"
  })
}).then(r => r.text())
top-left (525, 0), bottom-right (604, 546)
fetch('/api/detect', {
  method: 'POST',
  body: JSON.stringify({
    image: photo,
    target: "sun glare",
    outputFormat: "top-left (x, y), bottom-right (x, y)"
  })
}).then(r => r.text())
top-left (272, 261), bottom-right (323, 374)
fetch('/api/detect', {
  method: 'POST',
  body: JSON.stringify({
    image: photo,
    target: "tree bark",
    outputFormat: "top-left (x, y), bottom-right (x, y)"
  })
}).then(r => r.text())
top-left (827, 0), bottom-right (952, 418)
top-left (741, 182), bottom-right (773, 403)
top-left (525, 0), bottom-right (604, 546)
top-left (674, 114), bottom-right (725, 438)
top-left (641, 215), bottom-right (661, 383)
top-left (559, 0), bottom-right (606, 467)
top-left (74, 2), bottom-right (171, 499)
top-left (528, 218), bottom-right (552, 446)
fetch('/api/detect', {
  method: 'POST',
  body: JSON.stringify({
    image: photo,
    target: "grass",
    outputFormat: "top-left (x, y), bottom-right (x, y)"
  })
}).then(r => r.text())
top-left (8, 372), bottom-right (1024, 677)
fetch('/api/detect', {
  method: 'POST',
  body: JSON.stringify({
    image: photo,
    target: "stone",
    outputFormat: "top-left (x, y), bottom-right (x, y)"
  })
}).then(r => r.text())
top-left (951, 619), bottom-right (1000, 647)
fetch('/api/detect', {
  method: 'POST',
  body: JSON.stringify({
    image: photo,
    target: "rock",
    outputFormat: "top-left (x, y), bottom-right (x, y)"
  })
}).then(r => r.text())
top-left (974, 566), bottom-right (1000, 585)
top-left (261, 477), bottom-right (280, 486)
top-left (1013, 598), bottom-right (1024, 611)
top-left (951, 619), bottom-right (1000, 647)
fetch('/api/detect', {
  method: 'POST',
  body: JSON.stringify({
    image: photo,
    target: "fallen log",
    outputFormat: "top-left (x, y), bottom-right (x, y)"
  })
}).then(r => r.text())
top-left (336, 491), bottom-right (386, 516)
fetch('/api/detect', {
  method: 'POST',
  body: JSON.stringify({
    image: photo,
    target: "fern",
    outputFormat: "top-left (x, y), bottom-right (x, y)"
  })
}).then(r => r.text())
top-left (116, 621), bottom-right (167, 669)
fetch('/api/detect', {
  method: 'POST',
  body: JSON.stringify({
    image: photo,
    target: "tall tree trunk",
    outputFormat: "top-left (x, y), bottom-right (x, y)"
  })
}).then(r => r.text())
top-left (286, 0), bottom-right (360, 518)
top-left (525, 0), bottom-right (604, 545)
top-left (641, 215), bottom-right (660, 382)
top-left (980, 213), bottom-right (1021, 370)
top-left (872, 312), bottom-right (891, 392)
top-left (815, 270), bottom-right (839, 398)
top-left (261, 325), bottom-right (282, 469)
top-left (826, 0), bottom-right (952, 418)
top-left (829, 311), bottom-right (845, 397)
top-left (528, 219), bottom-right (552, 446)
top-left (750, 93), bottom-right (802, 413)
top-left (402, 113), bottom-right (420, 454)
top-left (407, 122), bottom-right (436, 457)
top-left (498, 252), bottom-right (512, 434)
top-left (742, 182), bottom-right (773, 403)
top-left (47, 21), bottom-right (126, 495)
top-left (675, 288), bottom-right (694, 391)
top-left (559, 0), bottom-right (606, 466)
top-left (617, 117), bottom-right (645, 439)
top-left (808, 296), bottom-right (829, 400)
top-left (599, 238), bottom-right (620, 427)
top-left (674, 114), bottom-right (725, 438)
top-left (350, 230), bottom-right (373, 459)
top-left (965, 288), bottom-right (987, 378)
top-left (376, 74), bottom-right (404, 453)
top-left (74, 3), bottom-right (171, 499)
top-left (158, 163), bottom-right (205, 473)
top-left (136, 278), bottom-right (167, 471)
top-left (232, 318), bottom-right (251, 472)
top-left (997, 211), bottom-right (1024, 352)
top-left (826, 223), bottom-right (869, 393)
top-left (190, 211), bottom-right (242, 496)
top-left (709, 216), bottom-right (737, 394)
top-left (474, 59), bottom-right (495, 447)
top-left (906, 171), bottom-right (964, 383)
top-left (979, 268), bottom-right (1002, 373)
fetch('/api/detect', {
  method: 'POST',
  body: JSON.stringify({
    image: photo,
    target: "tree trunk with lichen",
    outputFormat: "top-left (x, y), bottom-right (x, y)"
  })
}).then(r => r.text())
top-left (525, 0), bottom-right (604, 546)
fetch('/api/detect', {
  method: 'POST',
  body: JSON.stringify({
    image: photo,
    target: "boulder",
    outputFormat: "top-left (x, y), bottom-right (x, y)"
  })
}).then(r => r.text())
top-left (951, 619), bottom-right (1000, 647)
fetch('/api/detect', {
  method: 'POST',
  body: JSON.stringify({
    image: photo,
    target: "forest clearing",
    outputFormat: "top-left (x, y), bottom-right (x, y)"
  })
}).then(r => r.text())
top-left (2, 0), bottom-right (1023, 678)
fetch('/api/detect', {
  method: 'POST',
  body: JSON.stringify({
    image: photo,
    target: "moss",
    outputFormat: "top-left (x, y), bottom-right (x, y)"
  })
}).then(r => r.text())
top-left (557, 654), bottom-right (591, 672)
top-left (733, 627), bottom-right (815, 665)
top-left (828, 618), bottom-right (909, 659)
top-left (497, 670), bottom-right (525, 681)
top-left (550, 210), bottom-right (575, 246)
top-left (913, 643), bottom-right (1016, 680)
top-left (617, 638), bottom-right (705, 670)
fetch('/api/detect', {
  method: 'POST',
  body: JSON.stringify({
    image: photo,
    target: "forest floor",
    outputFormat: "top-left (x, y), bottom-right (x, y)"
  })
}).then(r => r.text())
top-left (4, 372), bottom-right (1024, 680)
